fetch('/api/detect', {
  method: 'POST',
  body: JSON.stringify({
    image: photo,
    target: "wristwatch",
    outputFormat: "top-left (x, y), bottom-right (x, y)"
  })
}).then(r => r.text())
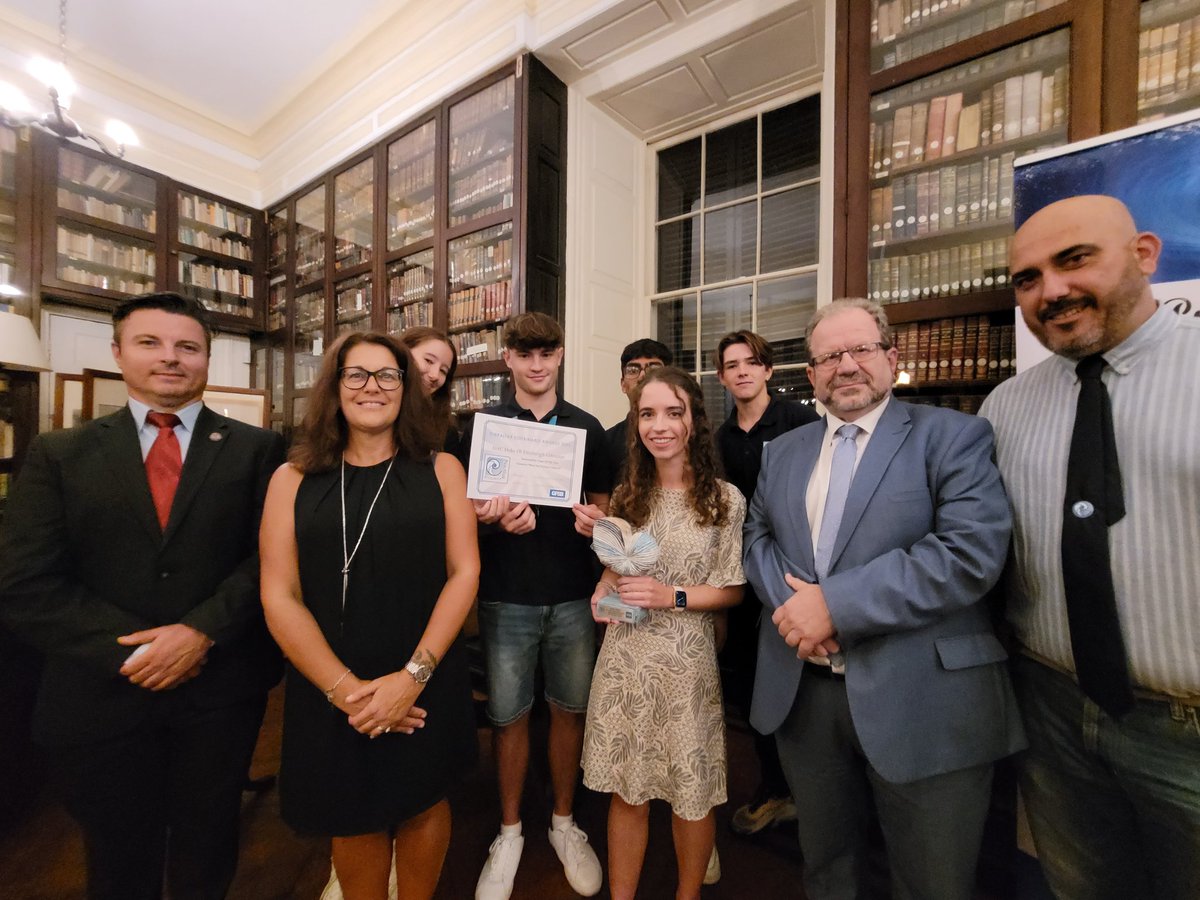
top-left (404, 658), bottom-right (434, 684)
top-left (672, 587), bottom-right (688, 611)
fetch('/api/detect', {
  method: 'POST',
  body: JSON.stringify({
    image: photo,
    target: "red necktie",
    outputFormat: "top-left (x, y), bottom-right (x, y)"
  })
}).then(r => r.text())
top-left (145, 411), bottom-right (182, 530)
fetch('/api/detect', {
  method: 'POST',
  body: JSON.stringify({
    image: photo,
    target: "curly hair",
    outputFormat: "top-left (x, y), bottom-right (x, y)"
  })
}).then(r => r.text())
top-left (289, 331), bottom-right (441, 473)
top-left (610, 366), bottom-right (728, 528)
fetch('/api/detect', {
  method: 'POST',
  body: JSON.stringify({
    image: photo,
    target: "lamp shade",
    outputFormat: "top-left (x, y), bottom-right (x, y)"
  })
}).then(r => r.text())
top-left (0, 309), bottom-right (51, 371)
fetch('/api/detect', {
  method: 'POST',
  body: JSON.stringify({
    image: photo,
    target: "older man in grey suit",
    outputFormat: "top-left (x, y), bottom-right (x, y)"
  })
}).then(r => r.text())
top-left (743, 298), bottom-right (1025, 900)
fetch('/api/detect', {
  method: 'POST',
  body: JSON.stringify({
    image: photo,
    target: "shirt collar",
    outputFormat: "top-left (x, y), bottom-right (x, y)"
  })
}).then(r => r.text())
top-left (723, 394), bottom-right (781, 434)
top-left (1097, 302), bottom-right (1175, 377)
top-left (501, 392), bottom-right (567, 422)
top-left (128, 397), bottom-right (203, 432)
top-left (823, 393), bottom-right (891, 440)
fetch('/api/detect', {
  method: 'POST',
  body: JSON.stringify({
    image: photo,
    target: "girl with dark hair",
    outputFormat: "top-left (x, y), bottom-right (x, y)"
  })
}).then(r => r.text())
top-left (260, 331), bottom-right (479, 900)
top-left (399, 326), bottom-right (461, 454)
top-left (581, 366), bottom-right (746, 900)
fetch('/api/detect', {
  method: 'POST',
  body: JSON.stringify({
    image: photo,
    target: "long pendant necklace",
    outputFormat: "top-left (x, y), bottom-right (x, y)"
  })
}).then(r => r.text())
top-left (341, 452), bottom-right (396, 614)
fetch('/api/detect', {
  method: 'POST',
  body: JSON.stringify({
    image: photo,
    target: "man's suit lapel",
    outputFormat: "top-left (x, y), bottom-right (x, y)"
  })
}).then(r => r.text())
top-left (163, 406), bottom-right (227, 544)
top-left (827, 399), bottom-right (912, 573)
top-left (97, 408), bottom-right (161, 542)
top-left (785, 425), bottom-right (823, 577)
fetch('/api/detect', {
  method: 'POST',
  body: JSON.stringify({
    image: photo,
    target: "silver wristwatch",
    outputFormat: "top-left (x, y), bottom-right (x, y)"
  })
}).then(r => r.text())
top-left (404, 658), bottom-right (434, 683)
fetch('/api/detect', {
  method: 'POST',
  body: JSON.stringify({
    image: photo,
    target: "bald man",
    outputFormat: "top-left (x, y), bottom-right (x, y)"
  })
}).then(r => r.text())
top-left (980, 195), bottom-right (1200, 899)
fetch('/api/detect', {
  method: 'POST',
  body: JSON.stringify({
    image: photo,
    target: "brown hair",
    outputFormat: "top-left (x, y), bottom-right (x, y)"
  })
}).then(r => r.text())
top-left (400, 326), bottom-right (458, 425)
top-left (504, 311), bottom-right (563, 351)
top-left (611, 366), bottom-right (728, 528)
top-left (112, 291), bottom-right (213, 351)
top-left (713, 329), bottom-right (774, 371)
top-left (289, 331), bottom-right (441, 473)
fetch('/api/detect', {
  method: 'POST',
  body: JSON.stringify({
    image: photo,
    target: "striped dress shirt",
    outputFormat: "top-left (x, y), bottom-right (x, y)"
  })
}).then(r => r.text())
top-left (979, 304), bottom-right (1200, 698)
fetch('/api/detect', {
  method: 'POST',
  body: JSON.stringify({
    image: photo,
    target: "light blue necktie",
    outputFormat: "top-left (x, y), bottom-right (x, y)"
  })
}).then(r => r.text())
top-left (814, 423), bottom-right (862, 581)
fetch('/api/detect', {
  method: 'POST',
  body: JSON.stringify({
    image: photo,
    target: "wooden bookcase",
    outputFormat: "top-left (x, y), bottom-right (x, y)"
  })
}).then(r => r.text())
top-left (837, 0), bottom-right (1200, 412)
top-left (261, 53), bottom-right (567, 433)
top-left (31, 129), bottom-right (265, 334)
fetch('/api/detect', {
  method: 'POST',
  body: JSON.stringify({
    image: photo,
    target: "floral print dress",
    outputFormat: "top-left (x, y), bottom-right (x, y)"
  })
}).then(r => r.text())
top-left (582, 483), bottom-right (746, 820)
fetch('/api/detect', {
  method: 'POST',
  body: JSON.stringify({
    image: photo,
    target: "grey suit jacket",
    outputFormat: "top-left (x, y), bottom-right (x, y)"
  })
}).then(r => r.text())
top-left (744, 398), bottom-right (1026, 783)
top-left (0, 405), bottom-right (285, 747)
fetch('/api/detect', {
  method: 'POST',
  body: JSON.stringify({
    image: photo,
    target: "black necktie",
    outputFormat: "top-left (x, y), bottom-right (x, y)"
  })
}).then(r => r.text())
top-left (1061, 354), bottom-right (1134, 718)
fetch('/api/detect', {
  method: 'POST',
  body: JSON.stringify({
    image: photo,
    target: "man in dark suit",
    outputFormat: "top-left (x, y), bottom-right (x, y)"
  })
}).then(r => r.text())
top-left (743, 298), bottom-right (1025, 900)
top-left (0, 293), bottom-right (285, 900)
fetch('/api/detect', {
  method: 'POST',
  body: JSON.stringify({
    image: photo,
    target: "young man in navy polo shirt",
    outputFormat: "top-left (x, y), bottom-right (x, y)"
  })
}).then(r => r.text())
top-left (600, 338), bottom-right (672, 492)
top-left (460, 312), bottom-right (609, 900)
top-left (714, 330), bottom-right (818, 836)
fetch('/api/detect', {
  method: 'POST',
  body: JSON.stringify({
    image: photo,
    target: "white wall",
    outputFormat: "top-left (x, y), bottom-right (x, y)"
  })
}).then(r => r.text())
top-left (563, 89), bottom-right (649, 427)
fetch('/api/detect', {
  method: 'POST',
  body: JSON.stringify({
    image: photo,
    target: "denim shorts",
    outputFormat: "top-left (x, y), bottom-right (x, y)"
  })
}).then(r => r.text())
top-left (477, 598), bottom-right (596, 726)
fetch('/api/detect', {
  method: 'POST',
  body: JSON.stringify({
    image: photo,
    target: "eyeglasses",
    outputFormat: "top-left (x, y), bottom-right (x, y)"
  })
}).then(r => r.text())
top-left (622, 361), bottom-right (664, 378)
top-left (809, 342), bottom-right (888, 371)
top-left (340, 366), bottom-right (403, 390)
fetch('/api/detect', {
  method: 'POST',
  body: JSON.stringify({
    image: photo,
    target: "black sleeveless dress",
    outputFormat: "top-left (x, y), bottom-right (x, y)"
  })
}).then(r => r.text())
top-left (279, 455), bottom-right (476, 835)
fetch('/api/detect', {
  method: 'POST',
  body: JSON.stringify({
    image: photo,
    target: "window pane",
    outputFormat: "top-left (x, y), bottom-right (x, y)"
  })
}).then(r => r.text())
top-left (705, 119), bottom-right (757, 207)
top-left (654, 295), bottom-right (697, 372)
top-left (761, 185), bottom-right (818, 273)
top-left (657, 217), bottom-right (699, 292)
top-left (704, 202), bottom-right (756, 283)
top-left (763, 96), bottom-right (820, 190)
top-left (658, 138), bottom-right (701, 220)
top-left (758, 273), bottom-right (818, 366)
top-left (700, 284), bottom-right (753, 364)
top-left (700, 373), bottom-right (731, 426)
top-left (768, 367), bottom-right (815, 406)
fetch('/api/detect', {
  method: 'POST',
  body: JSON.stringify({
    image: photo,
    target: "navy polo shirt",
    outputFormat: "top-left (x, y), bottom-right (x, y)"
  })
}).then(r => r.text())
top-left (458, 394), bottom-right (611, 606)
top-left (715, 395), bottom-right (819, 501)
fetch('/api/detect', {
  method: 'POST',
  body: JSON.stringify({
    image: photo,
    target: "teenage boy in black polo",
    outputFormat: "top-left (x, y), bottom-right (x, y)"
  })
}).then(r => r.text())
top-left (460, 312), bottom-right (608, 900)
top-left (714, 329), bottom-right (817, 836)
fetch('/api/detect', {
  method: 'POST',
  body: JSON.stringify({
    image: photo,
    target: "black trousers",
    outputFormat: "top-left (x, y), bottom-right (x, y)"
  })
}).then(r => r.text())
top-left (49, 692), bottom-right (267, 900)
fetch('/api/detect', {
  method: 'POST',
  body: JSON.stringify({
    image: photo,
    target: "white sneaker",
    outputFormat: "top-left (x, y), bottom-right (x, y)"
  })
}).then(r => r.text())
top-left (703, 845), bottom-right (721, 885)
top-left (476, 831), bottom-right (524, 900)
top-left (547, 821), bottom-right (603, 896)
top-left (321, 860), bottom-right (399, 900)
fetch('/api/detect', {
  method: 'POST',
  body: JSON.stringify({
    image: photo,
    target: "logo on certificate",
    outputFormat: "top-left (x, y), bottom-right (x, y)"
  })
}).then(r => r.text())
top-left (548, 489), bottom-right (566, 499)
top-left (482, 455), bottom-right (509, 482)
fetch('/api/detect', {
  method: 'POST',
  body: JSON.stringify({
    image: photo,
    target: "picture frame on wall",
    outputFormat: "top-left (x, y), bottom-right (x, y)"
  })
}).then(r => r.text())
top-left (81, 369), bottom-right (127, 421)
top-left (53, 373), bottom-right (85, 430)
top-left (201, 386), bottom-right (269, 428)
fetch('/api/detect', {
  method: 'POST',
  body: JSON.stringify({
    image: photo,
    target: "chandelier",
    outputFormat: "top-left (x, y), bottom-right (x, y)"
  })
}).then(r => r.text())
top-left (0, 0), bottom-right (138, 158)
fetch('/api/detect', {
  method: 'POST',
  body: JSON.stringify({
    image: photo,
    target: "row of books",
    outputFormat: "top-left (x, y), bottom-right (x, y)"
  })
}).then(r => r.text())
top-left (449, 157), bottom-right (513, 212)
top-left (870, 237), bottom-right (1011, 303)
top-left (334, 234), bottom-right (371, 270)
top-left (334, 178), bottom-right (373, 226)
top-left (58, 187), bottom-right (157, 231)
top-left (450, 77), bottom-right (514, 133)
top-left (453, 325), bottom-right (506, 364)
top-left (59, 266), bottom-right (154, 294)
top-left (388, 152), bottom-right (434, 198)
top-left (388, 263), bottom-right (434, 305)
top-left (1138, 17), bottom-right (1200, 109)
top-left (337, 283), bottom-right (372, 316)
top-left (449, 279), bottom-right (512, 330)
top-left (870, 152), bottom-right (1016, 242)
top-left (873, 0), bottom-right (1060, 68)
top-left (450, 196), bottom-right (511, 228)
top-left (178, 225), bottom-right (252, 261)
top-left (450, 373), bottom-right (510, 413)
top-left (177, 193), bottom-right (253, 237)
top-left (295, 232), bottom-right (324, 282)
top-left (893, 315), bottom-right (1015, 384)
top-left (449, 235), bottom-right (513, 285)
top-left (178, 260), bottom-right (254, 299)
top-left (57, 226), bottom-right (156, 275)
top-left (61, 154), bottom-right (144, 200)
top-left (871, 66), bottom-right (1066, 177)
top-left (904, 393), bottom-right (987, 414)
top-left (198, 295), bottom-right (255, 318)
top-left (388, 300), bottom-right (432, 333)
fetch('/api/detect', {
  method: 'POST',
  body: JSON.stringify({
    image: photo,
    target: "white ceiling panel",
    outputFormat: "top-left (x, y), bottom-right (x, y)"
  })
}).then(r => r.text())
top-left (603, 63), bottom-right (715, 133)
top-left (701, 8), bottom-right (819, 99)
top-left (564, 2), bottom-right (672, 70)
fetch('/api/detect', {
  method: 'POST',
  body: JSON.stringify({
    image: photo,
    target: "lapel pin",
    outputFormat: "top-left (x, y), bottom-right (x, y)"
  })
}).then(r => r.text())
top-left (210, 431), bottom-right (223, 442)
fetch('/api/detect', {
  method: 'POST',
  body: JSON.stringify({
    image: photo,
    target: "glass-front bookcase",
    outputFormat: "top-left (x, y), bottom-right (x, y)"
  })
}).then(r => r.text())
top-left (1138, 0), bottom-right (1200, 120)
top-left (174, 190), bottom-right (256, 319)
top-left (448, 76), bottom-right (515, 228)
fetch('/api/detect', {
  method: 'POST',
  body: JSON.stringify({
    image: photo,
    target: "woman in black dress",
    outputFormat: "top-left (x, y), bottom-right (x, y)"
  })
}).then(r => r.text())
top-left (260, 331), bottom-right (479, 900)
